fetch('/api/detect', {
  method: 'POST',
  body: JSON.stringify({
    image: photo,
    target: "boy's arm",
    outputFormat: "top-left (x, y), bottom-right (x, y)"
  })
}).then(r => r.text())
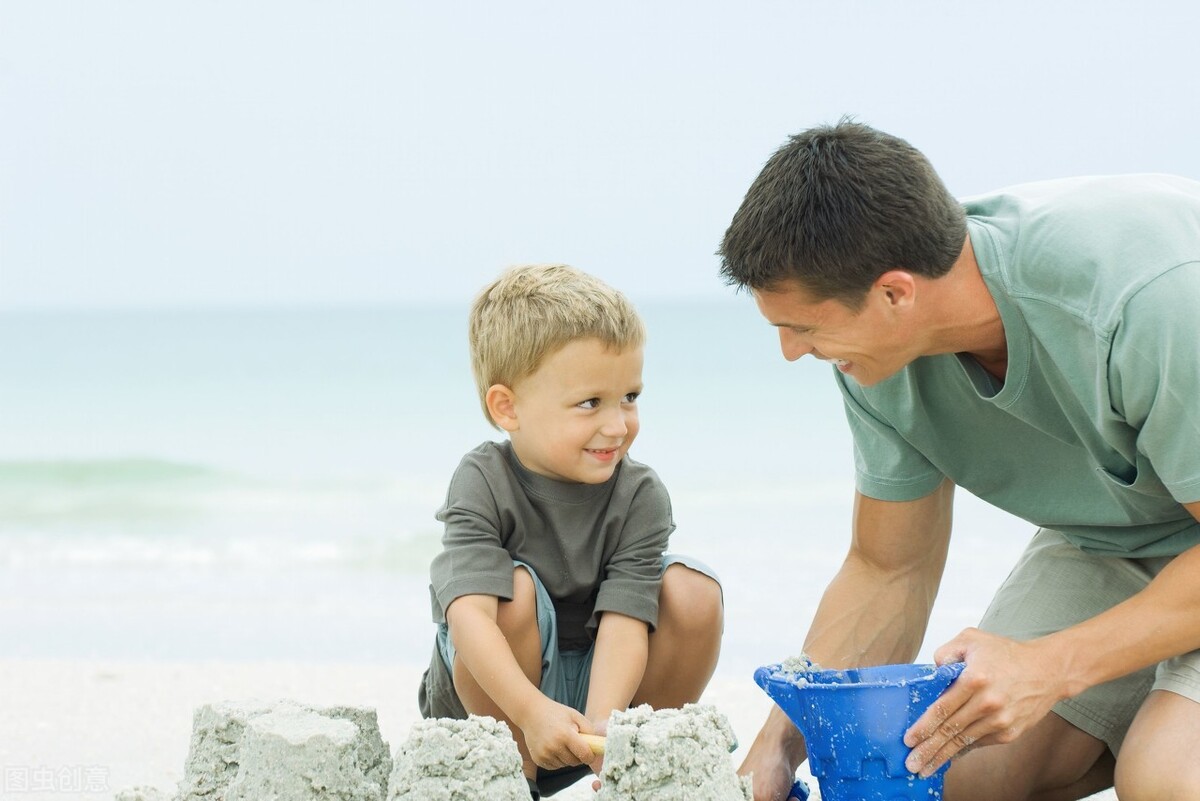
top-left (445, 593), bottom-right (596, 770)
top-left (584, 611), bottom-right (649, 729)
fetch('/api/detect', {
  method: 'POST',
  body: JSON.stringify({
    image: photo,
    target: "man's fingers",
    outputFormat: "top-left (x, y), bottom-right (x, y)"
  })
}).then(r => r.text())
top-left (903, 686), bottom-right (974, 775)
top-left (910, 716), bottom-right (989, 777)
top-left (904, 682), bottom-right (968, 748)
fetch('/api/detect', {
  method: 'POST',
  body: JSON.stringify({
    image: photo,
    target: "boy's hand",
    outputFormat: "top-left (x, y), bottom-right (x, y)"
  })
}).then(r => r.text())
top-left (520, 697), bottom-right (596, 770)
top-left (586, 716), bottom-right (608, 775)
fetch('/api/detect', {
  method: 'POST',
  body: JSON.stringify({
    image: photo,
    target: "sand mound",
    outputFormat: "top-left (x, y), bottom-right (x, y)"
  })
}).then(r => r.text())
top-left (386, 715), bottom-right (529, 801)
top-left (176, 700), bottom-right (391, 801)
top-left (597, 704), bottom-right (751, 801)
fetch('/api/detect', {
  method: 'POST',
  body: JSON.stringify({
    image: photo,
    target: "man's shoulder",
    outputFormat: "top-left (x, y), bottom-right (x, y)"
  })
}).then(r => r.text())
top-left (964, 174), bottom-right (1200, 214)
top-left (968, 174), bottom-right (1200, 332)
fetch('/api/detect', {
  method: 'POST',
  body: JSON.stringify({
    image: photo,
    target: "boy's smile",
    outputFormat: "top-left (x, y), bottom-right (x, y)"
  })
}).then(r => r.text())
top-left (491, 338), bottom-right (643, 484)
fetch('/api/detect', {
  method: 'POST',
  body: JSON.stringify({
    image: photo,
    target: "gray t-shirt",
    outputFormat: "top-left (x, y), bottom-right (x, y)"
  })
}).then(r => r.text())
top-left (430, 440), bottom-right (674, 649)
top-left (840, 174), bottom-right (1200, 557)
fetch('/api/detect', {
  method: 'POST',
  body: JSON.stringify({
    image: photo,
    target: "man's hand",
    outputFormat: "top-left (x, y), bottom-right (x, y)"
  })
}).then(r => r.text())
top-left (518, 696), bottom-right (596, 771)
top-left (738, 708), bottom-right (807, 801)
top-left (903, 628), bottom-right (1070, 777)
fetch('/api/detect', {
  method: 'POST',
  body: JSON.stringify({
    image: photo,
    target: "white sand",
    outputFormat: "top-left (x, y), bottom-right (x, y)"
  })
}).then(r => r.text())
top-left (0, 659), bottom-right (1117, 801)
top-left (598, 704), bottom-right (750, 800)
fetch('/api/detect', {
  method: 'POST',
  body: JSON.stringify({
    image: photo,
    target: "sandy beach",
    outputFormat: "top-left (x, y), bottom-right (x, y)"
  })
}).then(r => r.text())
top-left (0, 658), bottom-right (1118, 801)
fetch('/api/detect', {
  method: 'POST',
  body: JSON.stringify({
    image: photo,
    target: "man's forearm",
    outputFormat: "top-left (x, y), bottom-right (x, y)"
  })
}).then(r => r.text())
top-left (803, 549), bottom-right (942, 669)
top-left (804, 482), bottom-right (952, 669)
top-left (1044, 536), bottom-right (1200, 697)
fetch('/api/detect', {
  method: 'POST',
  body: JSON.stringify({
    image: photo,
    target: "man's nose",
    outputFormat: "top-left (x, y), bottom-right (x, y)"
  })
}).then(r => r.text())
top-left (778, 328), bottom-right (813, 362)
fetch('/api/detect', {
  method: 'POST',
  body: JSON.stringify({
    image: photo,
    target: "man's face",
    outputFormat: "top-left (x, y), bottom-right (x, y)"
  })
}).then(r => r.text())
top-left (752, 280), bottom-right (913, 386)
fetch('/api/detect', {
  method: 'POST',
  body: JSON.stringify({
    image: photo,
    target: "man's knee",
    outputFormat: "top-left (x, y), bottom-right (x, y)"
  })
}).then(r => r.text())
top-left (1114, 690), bottom-right (1200, 801)
top-left (659, 563), bottom-right (723, 633)
top-left (943, 711), bottom-right (1111, 801)
top-left (1114, 748), bottom-right (1200, 801)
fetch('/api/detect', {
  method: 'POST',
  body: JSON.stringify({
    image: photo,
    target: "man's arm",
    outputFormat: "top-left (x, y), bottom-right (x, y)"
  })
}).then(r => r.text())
top-left (741, 480), bottom-right (955, 801)
top-left (904, 500), bottom-right (1200, 777)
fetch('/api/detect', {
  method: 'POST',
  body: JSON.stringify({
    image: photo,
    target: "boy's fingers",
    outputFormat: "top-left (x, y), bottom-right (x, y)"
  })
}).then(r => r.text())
top-left (571, 736), bottom-right (596, 765)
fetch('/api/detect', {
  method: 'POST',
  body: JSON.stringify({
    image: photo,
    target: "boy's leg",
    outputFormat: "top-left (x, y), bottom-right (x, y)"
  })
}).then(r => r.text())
top-left (632, 557), bottom-right (724, 709)
top-left (451, 564), bottom-right (543, 778)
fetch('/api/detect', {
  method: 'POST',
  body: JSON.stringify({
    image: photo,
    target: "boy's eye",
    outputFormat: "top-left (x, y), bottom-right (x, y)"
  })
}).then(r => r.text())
top-left (577, 398), bottom-right (600, 410)
top-left (623, 392), bottom-right (640, 403)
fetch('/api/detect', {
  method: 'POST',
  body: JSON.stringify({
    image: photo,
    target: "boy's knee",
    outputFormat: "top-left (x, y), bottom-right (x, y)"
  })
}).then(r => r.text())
top-left (495, 565), bottom-right (539, 633)
top-left (660, 564), bottom-right (723, 630)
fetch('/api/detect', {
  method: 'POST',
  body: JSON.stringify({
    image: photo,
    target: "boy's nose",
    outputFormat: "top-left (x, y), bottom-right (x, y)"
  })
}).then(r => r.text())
top-left (778, 328), bottom-right (813, 362)
top-left (599, 408), bottom-right (629, 437)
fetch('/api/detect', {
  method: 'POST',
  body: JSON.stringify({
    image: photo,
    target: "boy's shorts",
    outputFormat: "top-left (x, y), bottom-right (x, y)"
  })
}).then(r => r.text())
top-left (977, 527), bottom-right (1200, 756)
top-left (418, 553), bottom-right (720, 720)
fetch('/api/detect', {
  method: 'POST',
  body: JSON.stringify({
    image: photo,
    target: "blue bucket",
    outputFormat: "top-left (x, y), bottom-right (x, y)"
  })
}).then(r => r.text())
top-left (754, 661), bottom-right (965, 801)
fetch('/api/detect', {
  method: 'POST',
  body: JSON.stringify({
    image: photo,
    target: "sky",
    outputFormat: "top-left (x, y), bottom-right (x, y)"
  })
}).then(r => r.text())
top-left (3, 1), bottom-right (1199, 310)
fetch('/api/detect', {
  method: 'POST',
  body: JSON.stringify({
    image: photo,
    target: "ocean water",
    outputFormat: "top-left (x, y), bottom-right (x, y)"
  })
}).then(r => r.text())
top-left (0, 302), bottom-right (1028, 674)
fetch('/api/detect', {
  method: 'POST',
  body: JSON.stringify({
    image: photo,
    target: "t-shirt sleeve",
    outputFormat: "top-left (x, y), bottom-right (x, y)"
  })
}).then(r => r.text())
top-left (428, 459), bottom-right (517, 623)
top-left (589, 473), bottom-right (673, 633)
top-left (1108, 262), bottom-right (1200, 504)
top-left (837, 371), bottom-right (946, 501)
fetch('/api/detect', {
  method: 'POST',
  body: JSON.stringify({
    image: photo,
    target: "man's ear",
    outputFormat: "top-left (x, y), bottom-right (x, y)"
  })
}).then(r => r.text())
top-left (485, 384), bottom-right (519, 432)
top-left (875, 270), bottom-right (917, 309)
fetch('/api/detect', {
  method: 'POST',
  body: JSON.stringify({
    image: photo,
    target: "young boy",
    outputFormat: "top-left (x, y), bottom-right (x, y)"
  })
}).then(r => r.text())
top-left (418, 264), bottom-right (724, 798)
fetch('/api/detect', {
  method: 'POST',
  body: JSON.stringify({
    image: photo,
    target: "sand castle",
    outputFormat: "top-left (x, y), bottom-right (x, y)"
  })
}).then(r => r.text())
top-left (114, 700), bottom-right (751, 800)
top-left (175, 700), bottom-right (392, 801)
top-left (597, 703), bottom-right (752, 801)
top-left (387, 715), bottom-right (529, 801)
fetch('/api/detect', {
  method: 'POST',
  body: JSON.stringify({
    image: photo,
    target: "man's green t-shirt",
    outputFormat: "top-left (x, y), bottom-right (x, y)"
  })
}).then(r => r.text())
top-left (840, 174), bottom-right (1200, 557)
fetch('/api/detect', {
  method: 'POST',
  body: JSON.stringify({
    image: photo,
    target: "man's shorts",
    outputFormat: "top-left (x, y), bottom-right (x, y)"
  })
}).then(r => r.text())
top-left (978, 527), bottom-right (1200, 755)
top-left (418, 553), bottom-right (721, 720)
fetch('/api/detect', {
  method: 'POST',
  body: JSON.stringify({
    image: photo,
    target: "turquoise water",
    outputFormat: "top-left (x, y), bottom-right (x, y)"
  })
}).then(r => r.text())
top-left (5, 302), bottom-right (997, 669)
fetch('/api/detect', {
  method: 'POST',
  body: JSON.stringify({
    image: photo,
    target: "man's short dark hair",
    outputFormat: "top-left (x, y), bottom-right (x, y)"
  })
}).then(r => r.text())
top-left (718, 120), bottom-right (968, 307)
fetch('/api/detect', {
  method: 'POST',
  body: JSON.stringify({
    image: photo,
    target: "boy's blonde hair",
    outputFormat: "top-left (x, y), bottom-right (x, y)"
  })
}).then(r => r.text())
top-left (469, 264), bottom-right (645, 427)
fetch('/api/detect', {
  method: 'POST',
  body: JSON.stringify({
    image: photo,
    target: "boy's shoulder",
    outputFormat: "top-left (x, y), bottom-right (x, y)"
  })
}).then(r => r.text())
top-left (447, 440), bottom-right (517, 486)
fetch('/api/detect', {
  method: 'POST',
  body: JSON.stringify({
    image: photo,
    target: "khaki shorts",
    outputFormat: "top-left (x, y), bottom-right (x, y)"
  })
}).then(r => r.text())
top-left (978, 528), bottom-right (1200, 756)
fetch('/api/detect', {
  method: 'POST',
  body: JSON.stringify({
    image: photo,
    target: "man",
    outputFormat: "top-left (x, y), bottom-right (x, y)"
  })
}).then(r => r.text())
top-left (719, 120), bottom-right (1200, 801)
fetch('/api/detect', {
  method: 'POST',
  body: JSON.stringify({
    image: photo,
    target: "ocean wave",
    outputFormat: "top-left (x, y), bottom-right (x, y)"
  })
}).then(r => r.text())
top-left (0, 458), bottom-right (446, 573)
top-left (0, 457), bottom-right (233, 487)
top-left (0, 457), bottom-right (444, 523)
top-left (0, 529), bottom-right (442, 571)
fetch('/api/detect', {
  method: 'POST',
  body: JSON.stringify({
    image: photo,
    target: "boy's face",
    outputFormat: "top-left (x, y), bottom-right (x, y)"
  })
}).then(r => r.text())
top-left (500, 338), bottom-right (643, 484)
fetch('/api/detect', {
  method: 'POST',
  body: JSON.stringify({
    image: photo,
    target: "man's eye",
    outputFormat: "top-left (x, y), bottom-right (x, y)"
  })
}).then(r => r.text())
top-left (623, 392), bottom-right (640, 403)
top-left (577, 398), bottom-right (600, 410)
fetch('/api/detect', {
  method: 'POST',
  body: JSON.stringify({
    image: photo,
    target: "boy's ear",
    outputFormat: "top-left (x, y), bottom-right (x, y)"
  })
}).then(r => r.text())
top-left (485, 384), bottom-right (519, 432)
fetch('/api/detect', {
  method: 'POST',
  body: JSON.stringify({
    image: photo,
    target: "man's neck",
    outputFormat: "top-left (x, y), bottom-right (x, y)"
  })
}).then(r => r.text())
top-left (920, 236), bottom-right (1008, 376)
